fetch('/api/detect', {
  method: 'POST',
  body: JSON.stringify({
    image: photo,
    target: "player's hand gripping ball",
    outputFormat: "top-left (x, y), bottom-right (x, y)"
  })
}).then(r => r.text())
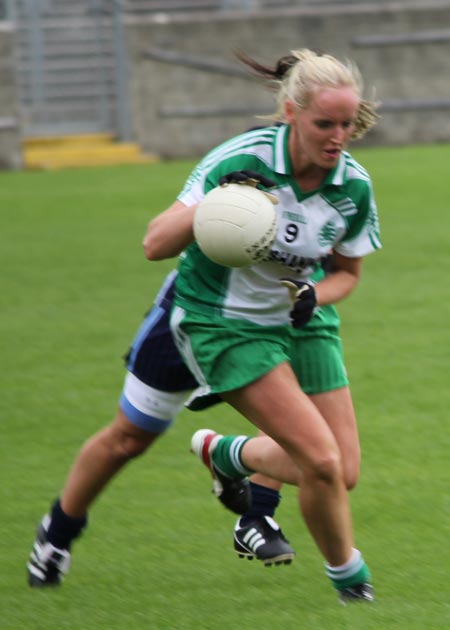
top-left (194, 172), bottom-right (278, 268)
top-left (218, 169), bottom-right (277, 189)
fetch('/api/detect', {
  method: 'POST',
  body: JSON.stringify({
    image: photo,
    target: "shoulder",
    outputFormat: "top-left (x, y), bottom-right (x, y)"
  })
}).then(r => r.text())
top-left (341, 151), bottom-right (372, 185)
top-left (202, 126), bottom-right (279, 169)
top-left (194, 126), bottom-right (280, 190)
top-left (337, 152), bottom-right (375, 206)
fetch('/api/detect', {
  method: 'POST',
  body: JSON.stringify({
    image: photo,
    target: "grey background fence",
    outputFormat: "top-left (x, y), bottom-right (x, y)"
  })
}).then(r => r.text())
top-left (0, 18), bottom-right (20, 168)
top-left (2, 1), bottom-right (450, 168)
top-left (6, 0), bottom-right (127, 138)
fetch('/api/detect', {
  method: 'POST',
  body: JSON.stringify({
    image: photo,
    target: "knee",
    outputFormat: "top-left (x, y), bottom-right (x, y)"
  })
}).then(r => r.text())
top-left (99, 425), bottom-right (157, 461)
top-left (304, 451), bottom-right (360, 491)
top-left (115, 432), bottom-right (155, 460)
top-left (306, 449), bottom-right (344, 485)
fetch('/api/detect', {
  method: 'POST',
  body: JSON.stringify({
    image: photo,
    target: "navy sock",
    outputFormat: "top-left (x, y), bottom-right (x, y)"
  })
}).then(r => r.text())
top-left (240, 482), bottom-right (281, 526)
top-left (46, 499), bottom-right (88, 550)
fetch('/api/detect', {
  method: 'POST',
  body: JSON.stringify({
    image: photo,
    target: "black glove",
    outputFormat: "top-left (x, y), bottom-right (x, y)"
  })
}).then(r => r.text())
top-left (280, 278), bottom-right (317, 328)
top-left (218, 170), bottom-right (276, 190)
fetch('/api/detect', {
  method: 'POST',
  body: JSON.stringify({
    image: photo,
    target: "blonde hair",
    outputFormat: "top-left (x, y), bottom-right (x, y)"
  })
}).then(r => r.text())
top-left (238, 48), bottom-right (379, 140)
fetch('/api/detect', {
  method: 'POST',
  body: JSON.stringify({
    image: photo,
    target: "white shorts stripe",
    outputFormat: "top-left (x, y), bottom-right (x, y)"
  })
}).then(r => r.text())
top-left (122, 372), bottom-right (191, 421)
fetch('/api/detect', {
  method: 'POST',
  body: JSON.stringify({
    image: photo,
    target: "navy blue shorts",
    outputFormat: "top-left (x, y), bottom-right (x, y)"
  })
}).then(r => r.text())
top-left (119, 272), bottom-right (198, 433)
top-left (124, 272), bottom-right (198, 392)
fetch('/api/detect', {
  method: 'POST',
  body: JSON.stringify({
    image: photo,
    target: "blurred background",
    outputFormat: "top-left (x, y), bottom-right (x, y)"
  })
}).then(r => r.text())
top-left (2, 4), bottom-right (450, 628)
top-left (2, 0), bottom-right (450, 168)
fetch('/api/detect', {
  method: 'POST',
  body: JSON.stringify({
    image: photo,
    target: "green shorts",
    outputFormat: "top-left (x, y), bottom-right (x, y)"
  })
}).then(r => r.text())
top-left (171, 305), bottom-right (348, 404)
top-left (290, 334), bottom-right (348, 394)
top-left (291, 303), bottom-right (347, 393)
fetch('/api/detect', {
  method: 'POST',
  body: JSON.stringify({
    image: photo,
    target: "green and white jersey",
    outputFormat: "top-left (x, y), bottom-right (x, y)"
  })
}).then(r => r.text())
top-left (175, 125), bottom-right (381, 326)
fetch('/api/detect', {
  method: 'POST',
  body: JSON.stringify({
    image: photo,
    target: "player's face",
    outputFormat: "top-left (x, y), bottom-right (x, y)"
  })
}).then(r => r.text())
top-left (286, 86), bottom-right (359, 172)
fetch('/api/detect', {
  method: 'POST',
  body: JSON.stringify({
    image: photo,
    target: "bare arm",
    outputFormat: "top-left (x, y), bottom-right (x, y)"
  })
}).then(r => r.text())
top-left (142, 200), bottom-right (197, 261)
top-left (314, 252), bottom-right (362, 306)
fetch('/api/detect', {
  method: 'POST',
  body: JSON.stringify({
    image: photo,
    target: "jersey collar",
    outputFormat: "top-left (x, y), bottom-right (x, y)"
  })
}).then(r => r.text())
top-left (272, 124), bottom-right (348, 186)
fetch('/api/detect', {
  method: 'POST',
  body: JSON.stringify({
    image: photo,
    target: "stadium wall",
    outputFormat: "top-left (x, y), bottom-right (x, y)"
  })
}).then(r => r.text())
top-left (124, 1), bottom-right (450, 158)
top-left (0, 22), bottom-right (21, 169)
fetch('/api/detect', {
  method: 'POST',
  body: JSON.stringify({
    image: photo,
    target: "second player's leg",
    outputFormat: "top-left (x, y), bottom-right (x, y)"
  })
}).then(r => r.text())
top-left (61, 408), bottom-right (160, 518)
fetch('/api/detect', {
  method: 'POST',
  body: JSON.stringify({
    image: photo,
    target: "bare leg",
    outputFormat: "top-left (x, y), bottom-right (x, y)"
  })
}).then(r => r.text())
top-left (249, 432), bottom-right (283, 491)
top-left (61, 408), bottom-right (159, 518)
top-left (309, 386), bottom-right (360, 490)
top-left (222, 362), bottom-right (354, 566)
top-left (248, 472), bottom-right (282, 491)
top-left (248, 384), bottom-right (360, 486)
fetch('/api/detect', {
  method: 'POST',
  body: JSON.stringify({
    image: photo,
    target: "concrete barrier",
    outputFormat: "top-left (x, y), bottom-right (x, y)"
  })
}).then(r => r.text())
top-left (125, 1), bottom-right (450, 157)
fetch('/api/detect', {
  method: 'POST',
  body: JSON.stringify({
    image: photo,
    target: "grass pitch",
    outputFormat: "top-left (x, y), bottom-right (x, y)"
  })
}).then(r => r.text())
top-left (1, 145), bottom-right (449, 629)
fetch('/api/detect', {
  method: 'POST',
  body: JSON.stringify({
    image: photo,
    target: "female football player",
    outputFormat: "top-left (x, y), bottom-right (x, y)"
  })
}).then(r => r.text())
top-left (143, 48), bottom-right (381, 603)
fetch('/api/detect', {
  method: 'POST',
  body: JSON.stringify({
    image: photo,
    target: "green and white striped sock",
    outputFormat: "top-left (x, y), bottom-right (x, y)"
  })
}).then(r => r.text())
top-left (325, 548), bottom-right (371, 591)
top-left (212, 435), bottom-right (253, 479)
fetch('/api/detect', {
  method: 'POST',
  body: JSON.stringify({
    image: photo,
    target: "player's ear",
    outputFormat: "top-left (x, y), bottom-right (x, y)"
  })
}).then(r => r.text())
top-left (284, 100), bottom-right (296, 124)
